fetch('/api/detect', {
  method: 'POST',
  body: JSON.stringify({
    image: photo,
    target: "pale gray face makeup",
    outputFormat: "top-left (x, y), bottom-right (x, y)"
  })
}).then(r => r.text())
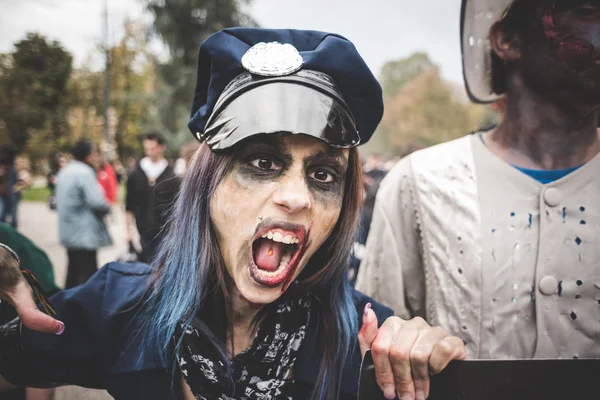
top-left (210, 134), bottom-right (349, 305)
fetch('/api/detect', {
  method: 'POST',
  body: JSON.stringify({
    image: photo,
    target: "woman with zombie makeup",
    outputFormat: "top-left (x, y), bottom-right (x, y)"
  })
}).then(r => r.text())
top-left (0, 29), bottom-right (466, 400)
top-left (357, 0), bottom-right (600, 361)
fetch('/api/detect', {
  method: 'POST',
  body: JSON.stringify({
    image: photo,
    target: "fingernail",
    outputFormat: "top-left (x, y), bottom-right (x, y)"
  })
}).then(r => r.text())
top-left (383, 385), bottom-right (396, 399)
top-left (400, 394), bottom-right (414, 400)
top-left (55, 321), bottom-right (65, 335)
top-left (364, 302), bottom-right (372, 317)
top-left (416, 390), bottom-right (426, 400)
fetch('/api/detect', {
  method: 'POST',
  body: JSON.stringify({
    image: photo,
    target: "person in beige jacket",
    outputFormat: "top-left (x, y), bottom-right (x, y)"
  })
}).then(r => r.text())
top-left (356, 0), bottom-right (600, 360)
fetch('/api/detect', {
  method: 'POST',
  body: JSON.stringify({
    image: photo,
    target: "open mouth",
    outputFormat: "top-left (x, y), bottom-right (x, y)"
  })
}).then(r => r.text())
top-left (250, 221), bottom-right (310, 290)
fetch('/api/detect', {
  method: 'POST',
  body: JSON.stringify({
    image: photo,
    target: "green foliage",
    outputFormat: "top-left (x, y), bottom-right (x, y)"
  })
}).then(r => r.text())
top-left (364, 53), bottom-right (495, 157)
top-left (145, 0), bottom-right (256, 67)
top-left (143, 0), bottom-right (257, 135)
top-left (379, 52), bottom-right (435, 98)
top-left (22, 186), bottom-right (51, 202)
top-left (3, 1), bottom-right (258, 165)
top-left (0, 33), bottom-right (73, 158)
top-left (68, 21), bottom-right (163, 160)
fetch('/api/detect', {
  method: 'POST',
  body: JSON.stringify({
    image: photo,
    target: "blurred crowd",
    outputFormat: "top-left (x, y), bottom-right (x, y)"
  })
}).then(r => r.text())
top-left (0, 148), bottom-right (33, 229)
top-left (0, 133), bottom-right (198, 292)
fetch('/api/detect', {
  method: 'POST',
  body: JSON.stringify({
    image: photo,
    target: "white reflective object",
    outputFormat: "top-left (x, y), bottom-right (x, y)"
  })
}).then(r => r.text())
top-left (462, 0), bottom-right (513, 103)
top-left (241, 42), bottom-right (304, 77)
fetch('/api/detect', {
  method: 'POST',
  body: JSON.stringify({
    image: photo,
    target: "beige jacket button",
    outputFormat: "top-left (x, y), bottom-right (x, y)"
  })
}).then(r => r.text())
top-left (543, 188), bottom-right (562, 207)
top-left (539, 276), bottom-right (558, 295)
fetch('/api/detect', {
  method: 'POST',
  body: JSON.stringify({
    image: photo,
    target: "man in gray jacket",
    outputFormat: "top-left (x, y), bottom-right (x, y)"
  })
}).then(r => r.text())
top-left (56, 139), bottom-right (111, 288)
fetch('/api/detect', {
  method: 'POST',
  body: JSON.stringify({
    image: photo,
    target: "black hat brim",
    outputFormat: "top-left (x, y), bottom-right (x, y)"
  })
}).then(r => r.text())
top-left (202, 74), bottom-right (360, 151)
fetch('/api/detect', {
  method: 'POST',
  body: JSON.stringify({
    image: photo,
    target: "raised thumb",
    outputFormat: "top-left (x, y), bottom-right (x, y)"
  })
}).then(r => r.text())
top-left (357, 302), bottom-right (379, 358)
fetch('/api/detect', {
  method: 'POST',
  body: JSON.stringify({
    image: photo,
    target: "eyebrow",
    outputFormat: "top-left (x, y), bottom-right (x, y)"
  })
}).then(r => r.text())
top-left (304, 149), bottom-right (349, 172)
top-left (237, 135), bottom-right (349, 170)
top-left (236, 136), bottom-right (294, 163)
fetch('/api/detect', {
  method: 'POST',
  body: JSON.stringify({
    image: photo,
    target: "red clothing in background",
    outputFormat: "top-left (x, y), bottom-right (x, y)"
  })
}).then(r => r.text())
top-left (97, 163), bottom-right (118, 204)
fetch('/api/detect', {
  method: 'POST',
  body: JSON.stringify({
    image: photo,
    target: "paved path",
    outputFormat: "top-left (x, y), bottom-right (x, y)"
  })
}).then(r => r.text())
top-left (17, 201), bottom-right (124, 400)
top-left (18, 202), bottom-right (129, 288)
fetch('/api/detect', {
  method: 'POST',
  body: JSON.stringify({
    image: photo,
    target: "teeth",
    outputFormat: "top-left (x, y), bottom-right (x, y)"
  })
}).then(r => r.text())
top-left (259, 230), bottom-right (301, 244)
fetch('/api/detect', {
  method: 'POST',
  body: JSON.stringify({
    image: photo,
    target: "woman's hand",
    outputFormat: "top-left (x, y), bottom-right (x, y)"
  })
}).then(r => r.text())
top-left (358, 304), bottom-right (466, 400)
top-left (0, 260), bottom-right (63, 335)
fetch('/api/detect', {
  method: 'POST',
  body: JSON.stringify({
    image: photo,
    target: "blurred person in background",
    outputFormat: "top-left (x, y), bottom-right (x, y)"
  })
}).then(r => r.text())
top-left (97, 155), bottom-right (118, 206)
top-left (0, 147), bottom-right (16, 226)
top-left (0, 155), bottom-right (10, 224)
top-left (357, 0), bottom-right (600, 360)
top-left (173, 156), bottom-right (186, 177)
top-left (9, 156), bottom-right (33, 229)
top-left (174, 141), bottom-right (201, 177)
top-left (46, 155), bottom-right (67, 211)
top-left (125, 156), bottom-right (137, 175)
top-left (362, 153), bottom-right (386, 184)
top-left (349, 154), bottom-right (394, 285)
top-left (56, 139), bottom-right (111, 289)
top-left (125, 132), bottom-right (179, 263)
top-left (112, 158), bottom-right (126, 185)
top-left (360, 154), bottom-right (388, 242)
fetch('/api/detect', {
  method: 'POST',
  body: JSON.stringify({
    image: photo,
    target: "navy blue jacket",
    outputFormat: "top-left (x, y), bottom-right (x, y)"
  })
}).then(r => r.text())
top-left (1, 262), bottom-right (393, 399)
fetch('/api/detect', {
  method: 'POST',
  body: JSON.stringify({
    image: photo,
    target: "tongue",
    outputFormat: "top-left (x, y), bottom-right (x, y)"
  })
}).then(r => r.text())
top-left (255, 239), bottom-right (285, 271)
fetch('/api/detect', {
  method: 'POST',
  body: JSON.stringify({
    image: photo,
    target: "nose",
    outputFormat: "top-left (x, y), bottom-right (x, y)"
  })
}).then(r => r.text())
top-left (272, 178), bottom-right (311, 214)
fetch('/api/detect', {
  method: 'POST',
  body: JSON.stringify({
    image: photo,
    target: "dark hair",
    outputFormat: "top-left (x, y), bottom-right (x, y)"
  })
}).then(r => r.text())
top-left (143, 132), bottom-right (166, 145)
top-left (137, 141), bottom-right (363, 399)
top-left (490, 0), bottom-right (548, 95)
top-left (0, 147), bottom-right (15, 165)
top-left (71, 139), bottom-right (96, 162)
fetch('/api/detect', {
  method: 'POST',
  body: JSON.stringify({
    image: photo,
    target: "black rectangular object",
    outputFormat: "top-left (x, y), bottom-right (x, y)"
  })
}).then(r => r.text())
top-left (358, 350), bottom-right (600, 400)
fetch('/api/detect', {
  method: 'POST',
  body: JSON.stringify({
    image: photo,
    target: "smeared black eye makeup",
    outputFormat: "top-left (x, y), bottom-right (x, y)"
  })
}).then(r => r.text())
top-left (304, 151), bottom-right (347, 195)
top-left (231, 134), bottom-right (348, 198)
top-left (305, 165), bottom-right (343, 194)
top-left (235, 139), bottom-right (292, 180)
top-left (310, 168), bottom-right (337, 183)
top-left (249, 157), bottom-right (282, 172)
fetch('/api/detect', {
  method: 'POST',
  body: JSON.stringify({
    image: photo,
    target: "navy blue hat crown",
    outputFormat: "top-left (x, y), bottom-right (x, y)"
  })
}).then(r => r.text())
top-left (188, 28), bottom-right (384, 146)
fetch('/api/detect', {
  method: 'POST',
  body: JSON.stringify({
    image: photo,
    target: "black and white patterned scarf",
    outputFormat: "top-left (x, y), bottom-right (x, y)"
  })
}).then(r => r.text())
top-left (175, 296), bottom-right (312, 400)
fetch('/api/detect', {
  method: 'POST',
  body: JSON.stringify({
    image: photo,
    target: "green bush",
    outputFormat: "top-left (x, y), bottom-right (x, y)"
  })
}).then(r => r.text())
top-left (22, 187), bottom-right (51, 202)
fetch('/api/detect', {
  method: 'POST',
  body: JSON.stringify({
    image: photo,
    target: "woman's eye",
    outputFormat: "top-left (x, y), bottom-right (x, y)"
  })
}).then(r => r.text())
top-left (310, 170), bottom-right (334, 183)
top-left (250, 157), bottom-right (280, 171)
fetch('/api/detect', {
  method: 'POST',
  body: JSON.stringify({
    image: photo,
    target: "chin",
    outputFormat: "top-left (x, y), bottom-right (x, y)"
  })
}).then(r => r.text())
top-left (234, 267), bottom-right (290, 305)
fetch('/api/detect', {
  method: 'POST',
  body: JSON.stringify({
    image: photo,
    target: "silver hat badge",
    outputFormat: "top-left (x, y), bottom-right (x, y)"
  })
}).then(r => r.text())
top-left (241, 42), bottom-right (304, 77)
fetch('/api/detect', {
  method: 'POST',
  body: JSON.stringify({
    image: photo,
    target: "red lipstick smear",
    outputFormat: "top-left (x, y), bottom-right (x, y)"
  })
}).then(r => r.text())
top-left (280, 223), bottom-right (312, 293)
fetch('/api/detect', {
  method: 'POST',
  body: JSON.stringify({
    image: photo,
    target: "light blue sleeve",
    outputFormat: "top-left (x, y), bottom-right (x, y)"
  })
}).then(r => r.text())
top-left (80, 169), bottom-right (109, 212)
